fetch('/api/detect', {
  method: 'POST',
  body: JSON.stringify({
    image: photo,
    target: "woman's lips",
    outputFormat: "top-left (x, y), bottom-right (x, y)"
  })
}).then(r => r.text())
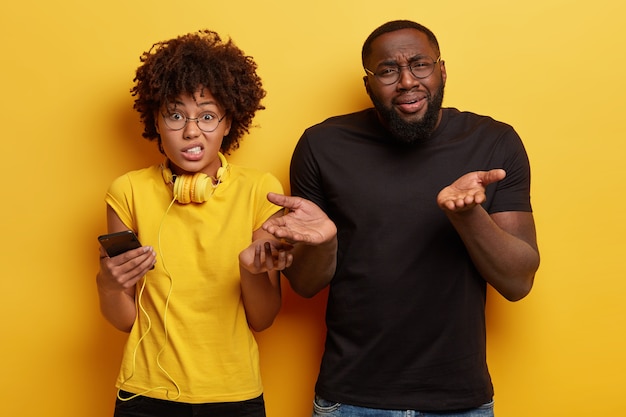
top-left (182, 145), bottom-right (203, 160)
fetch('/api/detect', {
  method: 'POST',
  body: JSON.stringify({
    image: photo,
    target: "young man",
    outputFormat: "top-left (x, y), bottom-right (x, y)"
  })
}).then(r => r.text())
top-left (264, 20), bottom-right (540, 416)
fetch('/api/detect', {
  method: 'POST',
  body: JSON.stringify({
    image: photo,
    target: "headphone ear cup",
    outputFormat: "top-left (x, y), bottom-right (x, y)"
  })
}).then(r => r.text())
top-left (162, 159), bottom-right (226, 204)
top-left (190, 173), bottom-right (212, 203)
top-left (172, 174), bottom-right (192, 204)
top-left (172, 173), bottom-right (211, 204)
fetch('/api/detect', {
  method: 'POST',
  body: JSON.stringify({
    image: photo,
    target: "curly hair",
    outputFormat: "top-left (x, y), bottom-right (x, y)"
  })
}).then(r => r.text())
top-left (131, 29), bottom-right (266, 154)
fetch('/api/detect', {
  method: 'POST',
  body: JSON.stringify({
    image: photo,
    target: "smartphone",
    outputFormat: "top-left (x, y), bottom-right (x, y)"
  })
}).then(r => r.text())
top-left (98, 230), bottom-right (143, 257)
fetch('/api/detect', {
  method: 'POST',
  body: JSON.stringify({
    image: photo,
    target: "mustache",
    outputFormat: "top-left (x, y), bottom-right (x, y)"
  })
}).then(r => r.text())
top-left (392, 91), bottom-right (431, 105)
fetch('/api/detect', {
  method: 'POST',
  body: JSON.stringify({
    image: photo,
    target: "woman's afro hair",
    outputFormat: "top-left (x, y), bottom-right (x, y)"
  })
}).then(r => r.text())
top-left (131, 29), bottom-right (266, 154)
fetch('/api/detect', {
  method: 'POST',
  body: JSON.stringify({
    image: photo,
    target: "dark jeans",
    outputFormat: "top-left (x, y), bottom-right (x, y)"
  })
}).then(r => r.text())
top-left (114, 391), bottom-right (266, 417)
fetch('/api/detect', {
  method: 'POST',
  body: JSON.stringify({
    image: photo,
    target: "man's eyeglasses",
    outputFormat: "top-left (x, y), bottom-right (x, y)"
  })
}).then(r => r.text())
top-left (161, 110), bottom-right (227, 132)
top-left (364, 56), bottom-right (441, 85)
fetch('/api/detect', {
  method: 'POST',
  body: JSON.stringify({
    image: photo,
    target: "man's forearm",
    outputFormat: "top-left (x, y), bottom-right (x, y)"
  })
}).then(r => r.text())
top-left (283, 237), bottom-right (337, 298)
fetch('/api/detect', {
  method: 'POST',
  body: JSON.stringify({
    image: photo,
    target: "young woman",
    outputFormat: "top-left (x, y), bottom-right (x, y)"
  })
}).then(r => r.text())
top-left (96, 30), bottom-right (292, 417)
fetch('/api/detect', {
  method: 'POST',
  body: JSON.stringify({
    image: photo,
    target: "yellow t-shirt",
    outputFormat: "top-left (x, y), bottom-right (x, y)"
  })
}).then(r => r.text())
top-left (105, 161), bottom-right (283, 403)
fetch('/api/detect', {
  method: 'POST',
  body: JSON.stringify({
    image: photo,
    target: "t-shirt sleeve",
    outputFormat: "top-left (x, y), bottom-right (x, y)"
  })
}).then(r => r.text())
top-left (252, 172), bottom-right (284, 230)
top-left (104, 174), bottom-right (137, 231)
top-left (487, 127), bottom-right (533, 214)
top-left (290, 131), bottom-right (327, 210)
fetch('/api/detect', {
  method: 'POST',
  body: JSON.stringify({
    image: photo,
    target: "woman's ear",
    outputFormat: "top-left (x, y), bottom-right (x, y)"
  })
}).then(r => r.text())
top-left (157, 138), bottom-right (165, 155)
top-left (154, 111), bottom-right (161, 134)
top-left (223, 117), bottom-right (232, 137)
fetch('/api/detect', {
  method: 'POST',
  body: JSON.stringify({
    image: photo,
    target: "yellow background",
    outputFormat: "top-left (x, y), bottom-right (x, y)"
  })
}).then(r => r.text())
top-left (1, 0), bottom-right (625, 415)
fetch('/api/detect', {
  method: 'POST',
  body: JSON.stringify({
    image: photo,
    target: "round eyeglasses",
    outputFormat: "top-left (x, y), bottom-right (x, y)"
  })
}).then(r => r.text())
top-left (161, 110), bottom-right (227, 132)
top-left (364, 56), bottom-right (441, 85)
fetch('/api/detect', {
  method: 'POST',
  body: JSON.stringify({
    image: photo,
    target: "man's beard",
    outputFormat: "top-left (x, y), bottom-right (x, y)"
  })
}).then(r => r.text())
top-left (369, 84), bottom-right (445, 145)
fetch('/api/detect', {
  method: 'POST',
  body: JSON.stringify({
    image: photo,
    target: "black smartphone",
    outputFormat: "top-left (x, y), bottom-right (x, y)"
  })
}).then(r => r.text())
top-left (98, 230), bottom-right (143, 257)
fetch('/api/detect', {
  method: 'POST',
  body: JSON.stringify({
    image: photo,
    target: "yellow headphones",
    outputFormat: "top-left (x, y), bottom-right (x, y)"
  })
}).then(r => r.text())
top-left (161, 152), bottom-right (229, 204)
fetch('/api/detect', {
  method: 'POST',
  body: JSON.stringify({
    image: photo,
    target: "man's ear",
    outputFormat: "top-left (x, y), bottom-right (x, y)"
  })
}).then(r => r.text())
top-left (363, 76), bottom-right (371, 94)
top-left (440, 60), bottom-right (447, 85)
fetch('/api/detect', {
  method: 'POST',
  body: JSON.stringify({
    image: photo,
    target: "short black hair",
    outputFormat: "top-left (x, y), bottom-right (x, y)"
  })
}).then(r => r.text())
top-left (361, 20), bottom-right (440, 66)
top-left (131, 30), bottom-right (266, 154)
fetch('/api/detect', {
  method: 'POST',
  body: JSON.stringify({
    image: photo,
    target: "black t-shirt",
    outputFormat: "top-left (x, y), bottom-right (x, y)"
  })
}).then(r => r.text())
top-left (290, 108), bottom-right (532, 411)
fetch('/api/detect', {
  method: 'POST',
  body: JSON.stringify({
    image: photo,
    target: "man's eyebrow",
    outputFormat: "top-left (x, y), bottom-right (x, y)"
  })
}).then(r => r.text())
top-left (408, 54), bottom-right (432, 62)
top-left (376, 59), bottom-right (399, 67)
top-left (376, 54), bottom-right (428, 67)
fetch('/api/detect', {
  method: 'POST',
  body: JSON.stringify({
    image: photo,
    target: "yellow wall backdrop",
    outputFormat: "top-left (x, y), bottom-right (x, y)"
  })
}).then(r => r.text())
top-left (1, 0), bottom-right (624, 415)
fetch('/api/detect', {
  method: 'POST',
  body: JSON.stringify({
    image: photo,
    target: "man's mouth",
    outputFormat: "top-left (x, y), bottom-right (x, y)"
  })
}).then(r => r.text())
top-left (395, 96), bottom-right (427, 114)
